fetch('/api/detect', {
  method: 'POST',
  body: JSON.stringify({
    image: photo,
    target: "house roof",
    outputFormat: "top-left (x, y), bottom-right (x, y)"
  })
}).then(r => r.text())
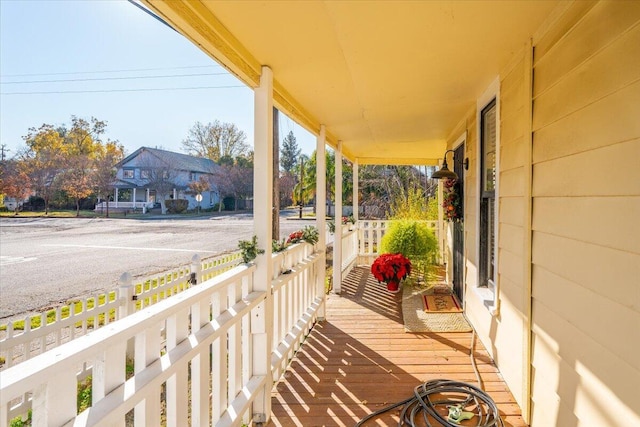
top-left (142, 0), bottom-right (561, 165)
top-left (117, 146), bottom-right (217, 173)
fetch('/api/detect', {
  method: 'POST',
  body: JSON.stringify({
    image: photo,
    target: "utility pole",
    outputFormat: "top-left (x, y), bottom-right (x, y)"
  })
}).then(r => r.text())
top-left (0, 144), bottom-right (9, 161)
top-left (299, 156), bottom-right (304, 219)
top-left (272, 107), bottom-right (280, 241)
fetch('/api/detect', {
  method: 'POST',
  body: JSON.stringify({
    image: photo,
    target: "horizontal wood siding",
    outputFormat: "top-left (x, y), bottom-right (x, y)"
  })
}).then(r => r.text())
top-left (531, 2), bottom-right (640, 426)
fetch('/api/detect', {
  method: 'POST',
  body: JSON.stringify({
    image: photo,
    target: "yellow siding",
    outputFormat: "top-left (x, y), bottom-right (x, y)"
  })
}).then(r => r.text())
top-left (530, 2), bottom-right (640, 426)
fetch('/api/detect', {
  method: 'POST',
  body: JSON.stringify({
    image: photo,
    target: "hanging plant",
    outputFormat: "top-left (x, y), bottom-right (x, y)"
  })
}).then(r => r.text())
top-left (442, 178), bottom-right (463, 223)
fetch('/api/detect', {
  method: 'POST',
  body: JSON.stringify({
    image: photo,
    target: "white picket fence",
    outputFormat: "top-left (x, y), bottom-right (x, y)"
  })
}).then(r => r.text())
top-left (0, 243), bottom-right (323, 427)
top-left (356, 220), bottom-right (440, 265)
top-left (0, 251), bottom-right (242, 371)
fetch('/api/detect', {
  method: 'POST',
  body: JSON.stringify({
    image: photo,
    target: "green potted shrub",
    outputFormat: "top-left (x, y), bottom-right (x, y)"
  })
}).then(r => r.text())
top-left (380, 219), bottom-right (437, 279)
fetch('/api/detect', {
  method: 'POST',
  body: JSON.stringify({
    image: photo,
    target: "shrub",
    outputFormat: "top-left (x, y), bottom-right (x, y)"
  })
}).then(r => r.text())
top-left (165, 199), bottom-right (188, 213)
top-left (388, 188), bottom-right (429, 220)
top-left (380, 219), bottom-right (437, 277)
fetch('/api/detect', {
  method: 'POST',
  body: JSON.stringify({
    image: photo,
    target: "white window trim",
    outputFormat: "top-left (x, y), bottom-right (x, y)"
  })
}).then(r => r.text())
top-left (475, 76), bottom-right (500, 316)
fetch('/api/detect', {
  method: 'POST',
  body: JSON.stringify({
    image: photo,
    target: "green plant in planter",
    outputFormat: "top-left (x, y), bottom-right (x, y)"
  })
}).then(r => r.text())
top-left (238, 235), bottom-right (265, 263)
top-left (380, 219), bottom-right (437, 278)
top-left (272, 238), bottom-right (288, 253)
top-left (301, 225), bottom-right (319, 245)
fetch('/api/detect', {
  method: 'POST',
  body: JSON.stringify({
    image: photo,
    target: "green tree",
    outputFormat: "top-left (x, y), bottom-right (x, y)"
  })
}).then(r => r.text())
top-left (280, 131), bottom-right (300, 174)
top-left (181, 120), bottom-right (249, 162)
top-left (292, 149), bottom-right (353, 209)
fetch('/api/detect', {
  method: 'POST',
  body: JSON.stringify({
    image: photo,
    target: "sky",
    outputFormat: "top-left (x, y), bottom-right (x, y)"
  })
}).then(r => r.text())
top-left (0, 0), bottom-right (317, 160)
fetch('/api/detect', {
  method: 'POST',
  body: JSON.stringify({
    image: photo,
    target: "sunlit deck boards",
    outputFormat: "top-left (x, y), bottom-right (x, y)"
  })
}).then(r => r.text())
top-left (269, 267), bottom-right (527, 426)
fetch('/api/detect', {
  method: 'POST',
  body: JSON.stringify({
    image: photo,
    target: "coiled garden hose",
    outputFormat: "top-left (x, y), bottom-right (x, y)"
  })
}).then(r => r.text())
top-left (354, 379), bottom-right (504, 427)
top-left (355, 329), bottom-right (503, 427)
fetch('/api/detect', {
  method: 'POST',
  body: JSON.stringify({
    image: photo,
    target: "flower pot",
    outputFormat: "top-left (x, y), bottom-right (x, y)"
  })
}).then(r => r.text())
top-left (386, 280), bottom-right (400, 293)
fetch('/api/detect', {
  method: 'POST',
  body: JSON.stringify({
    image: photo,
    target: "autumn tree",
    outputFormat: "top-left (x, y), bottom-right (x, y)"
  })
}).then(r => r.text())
top-left (93, 141), bottom-right (125, 217)
top-left (21, 116), bottom-right (115, 215)
top-left (0, 160), bottom-right (31, 214)
top-left (181, 120), bottom-right (249, 162)
top-left (57, 117), bottom-right (110, 216)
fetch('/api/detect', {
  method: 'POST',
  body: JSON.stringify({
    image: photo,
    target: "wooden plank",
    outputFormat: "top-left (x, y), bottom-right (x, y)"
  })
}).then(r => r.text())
top-left (534, 1), bottom-right (640, 95)
top-left (532, 196), bottom-right (640, 254)
top-left (533, 80), bottom-right (640, 163)
top-left (533, 22), bottom-right (640, 130)
top-left (533, 140), bottom-right (640, 197)
top-left (531, 232), bottom-right (640, 312)
top-left (268, 267), bottom-right (524, 427)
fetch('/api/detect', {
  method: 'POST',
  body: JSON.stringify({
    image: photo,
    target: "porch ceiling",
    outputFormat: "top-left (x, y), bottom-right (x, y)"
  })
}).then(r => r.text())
top-left (143, 0), bottom-right (559, 165)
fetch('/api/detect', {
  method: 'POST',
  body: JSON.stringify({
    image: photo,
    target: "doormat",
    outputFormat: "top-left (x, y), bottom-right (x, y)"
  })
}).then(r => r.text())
top-left (423, 294), bottom-right (462, 313)
top-left (403, 288), bottom-right (472, 333)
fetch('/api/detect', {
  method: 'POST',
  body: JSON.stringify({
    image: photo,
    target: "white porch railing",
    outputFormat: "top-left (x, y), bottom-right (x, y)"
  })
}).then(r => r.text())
top-left (0, 243), bottom-right (323, 427)
top-left (356, 220), bottom-right (441, 265)
top-left (0, 251), bottom-right (242, 371)
top-left (94, 201), bottom-right (154, 211)
top-left (341, 228), bottom-right (358, 276)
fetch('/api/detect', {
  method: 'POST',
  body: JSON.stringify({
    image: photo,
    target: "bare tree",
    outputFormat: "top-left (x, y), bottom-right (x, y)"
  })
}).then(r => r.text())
top-left (182, 120), bottom-right (249, 161)
top-left (134, 153), bottom-right (178, 215)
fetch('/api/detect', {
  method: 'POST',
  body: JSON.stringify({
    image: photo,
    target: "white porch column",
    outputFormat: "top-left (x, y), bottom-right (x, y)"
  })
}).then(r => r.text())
top-left (316, 125), bottom-right (327, 318)
top-left (132, 188), bottom-right (137, 209)
top-left (251, 65), bottom-right (274, 423)
top-left (114, 188), bottom-right (119, 208)
top-left (353, 159), bottom-right (359, 222)
top-left (332, 142), bottom-right (343, 294)
top-left (146, 188), bottom-right (150, 203)
top-left (173, 188), bottom-right (177, 200)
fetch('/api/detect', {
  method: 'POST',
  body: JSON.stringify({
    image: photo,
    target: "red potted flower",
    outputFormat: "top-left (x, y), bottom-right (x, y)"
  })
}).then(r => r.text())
top-left (371, 253), bottom-right (412, 293)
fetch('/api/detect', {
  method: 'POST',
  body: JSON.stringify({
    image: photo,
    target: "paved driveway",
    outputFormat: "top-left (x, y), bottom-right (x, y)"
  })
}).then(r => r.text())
top-left (0, 213), bottom-right (314, 320)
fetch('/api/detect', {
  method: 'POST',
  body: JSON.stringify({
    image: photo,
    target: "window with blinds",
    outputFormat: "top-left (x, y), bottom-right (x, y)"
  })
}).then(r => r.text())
top-left (480, 99), bottom-right (497, 288)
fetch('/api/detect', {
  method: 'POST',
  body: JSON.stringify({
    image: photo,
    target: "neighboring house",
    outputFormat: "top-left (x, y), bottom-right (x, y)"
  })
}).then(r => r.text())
top-left (96, 146), bottom-right (220, 212)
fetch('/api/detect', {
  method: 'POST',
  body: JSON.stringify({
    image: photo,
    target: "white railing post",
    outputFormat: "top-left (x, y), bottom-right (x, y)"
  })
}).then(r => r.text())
top-left (353, 160), bottom-right (359, 222)
top-left (118, 272), bottom-right (135, 319)
top-left (191, 254), bottom-right (202, 285)
top-left (252, 64), bottom-right (274, 424)
top-left (92, 342), bottom-right (126, 427)
top-left (333, 141), bottom-right (343, 294)
top-left (316, 125), bottom-right (327, 319)
top-left (32, 370), bottom-right (77, 426)
top-left (118, 272), bottom-right (136, 359)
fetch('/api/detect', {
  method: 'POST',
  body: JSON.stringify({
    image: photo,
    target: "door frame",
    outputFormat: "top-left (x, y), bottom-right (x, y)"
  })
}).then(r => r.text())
top-left (451, 132), bottom-right (466, 304)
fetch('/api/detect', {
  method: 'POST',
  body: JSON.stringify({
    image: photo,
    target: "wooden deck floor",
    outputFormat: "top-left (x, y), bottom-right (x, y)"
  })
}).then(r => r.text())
top-left (268, 267), bottom-right (527, 427)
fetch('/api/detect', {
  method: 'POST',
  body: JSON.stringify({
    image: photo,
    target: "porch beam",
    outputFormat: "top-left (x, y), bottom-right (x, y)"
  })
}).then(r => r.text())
top-left (316, 125), bottom-right (327, 319)
top-left (353, 160), bottom-right (359, 222)
top-left (332, 142), bottom-right (343, 294)
top-left (252, 65), bottom-right (274, 422)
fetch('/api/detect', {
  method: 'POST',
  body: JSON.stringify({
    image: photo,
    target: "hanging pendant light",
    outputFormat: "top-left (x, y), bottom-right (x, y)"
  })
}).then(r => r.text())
top-left (431, 150), bottom-right (459, 180)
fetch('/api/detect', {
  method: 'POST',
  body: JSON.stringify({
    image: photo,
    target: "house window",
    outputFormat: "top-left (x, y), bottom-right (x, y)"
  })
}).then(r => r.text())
top-left (141, 169), bottom-right (150, 179)
top-left (123, 169), bottom-right (134, 179)
top-left (190, 172), bottom-right (197, 181)
top-left (479, 99), bottom-right (497, 288)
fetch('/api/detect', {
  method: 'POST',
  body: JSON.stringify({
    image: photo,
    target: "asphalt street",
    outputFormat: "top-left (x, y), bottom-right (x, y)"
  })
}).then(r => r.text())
top-left (0, 211), bottom-right (315, 320)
